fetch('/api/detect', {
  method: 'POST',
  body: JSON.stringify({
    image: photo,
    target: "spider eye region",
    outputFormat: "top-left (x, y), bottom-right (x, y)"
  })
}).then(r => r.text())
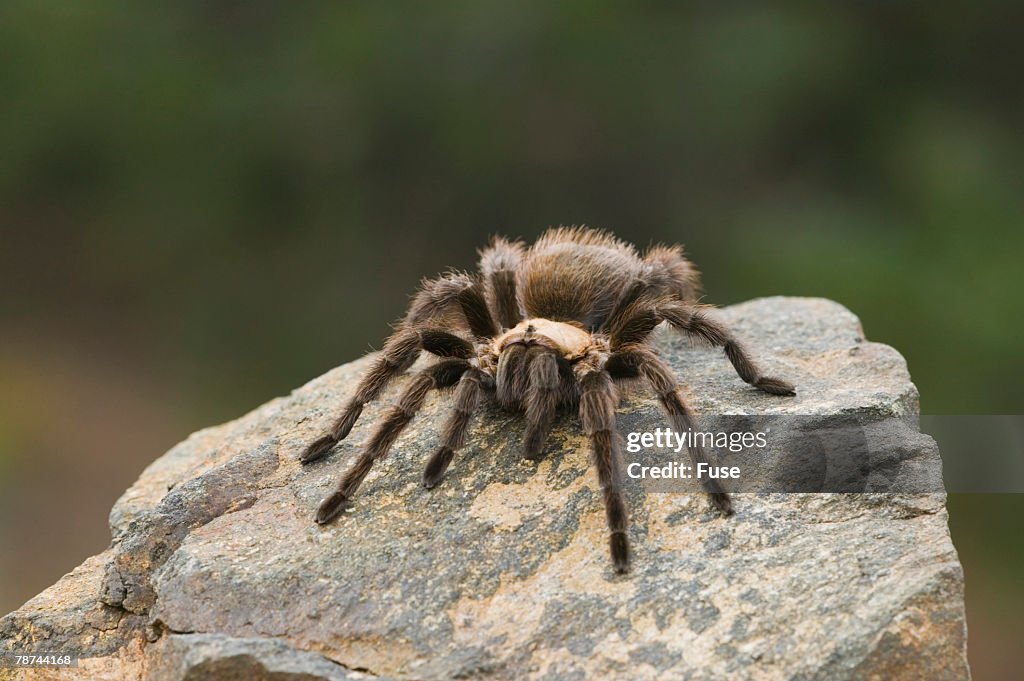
top-left (494, 318), bottom-right (592, 358)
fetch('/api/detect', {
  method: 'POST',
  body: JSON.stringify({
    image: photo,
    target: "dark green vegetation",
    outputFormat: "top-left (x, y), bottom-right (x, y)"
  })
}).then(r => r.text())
top-left (1, 3), bottom-right (1021, 677)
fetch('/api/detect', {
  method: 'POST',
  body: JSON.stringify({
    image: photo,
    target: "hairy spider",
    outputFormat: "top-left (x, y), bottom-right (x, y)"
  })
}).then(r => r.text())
top-left (300, 227), bottom-right (795, 573)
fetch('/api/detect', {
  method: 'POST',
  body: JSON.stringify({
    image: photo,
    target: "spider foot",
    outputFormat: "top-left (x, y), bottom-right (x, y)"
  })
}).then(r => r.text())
top-left (423, 446), bottom-right (455, 489)
top-left (315, 491), bottom-right (351, 524)
top-left (610, 532), bottom-right (631, 574)
top-left (710, 491), bottom-right (734, 516)
top-left (754, 376), bottom-right (796, 396)
top-left (522, 429), bottom-right (549, 462)
top-left (331, 406), bottom-right (363, 442)
top-left (300, 435), bottom-right (338, 464)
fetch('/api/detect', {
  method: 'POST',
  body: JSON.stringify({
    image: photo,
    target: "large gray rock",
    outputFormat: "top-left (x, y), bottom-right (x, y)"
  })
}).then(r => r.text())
top-left (0, 298), bottom-right (969, 680)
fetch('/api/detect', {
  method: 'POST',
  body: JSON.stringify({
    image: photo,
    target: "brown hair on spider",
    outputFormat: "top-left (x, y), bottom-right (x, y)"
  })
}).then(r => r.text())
top-left (299, 226), bottom-right (795, 574)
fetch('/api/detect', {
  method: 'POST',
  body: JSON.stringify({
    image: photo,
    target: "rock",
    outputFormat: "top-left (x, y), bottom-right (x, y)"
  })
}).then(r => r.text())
top-left (0, 297), bottom-right (969, 680)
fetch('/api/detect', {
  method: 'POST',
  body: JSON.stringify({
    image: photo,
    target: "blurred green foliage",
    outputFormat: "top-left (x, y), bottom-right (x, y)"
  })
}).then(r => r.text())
top-left (2, 2), bottom-right (1022, 420)
top-left (1, 3), bottom-right (1022, 674)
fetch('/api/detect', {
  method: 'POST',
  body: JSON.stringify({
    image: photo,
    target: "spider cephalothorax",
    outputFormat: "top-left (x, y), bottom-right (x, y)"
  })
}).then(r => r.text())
top-left (300, 227), bottom-right (795, 573)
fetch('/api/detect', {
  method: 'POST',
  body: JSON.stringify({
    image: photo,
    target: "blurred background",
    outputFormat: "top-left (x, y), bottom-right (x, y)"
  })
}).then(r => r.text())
top-left (1, 2), bottom-right (1021, 677)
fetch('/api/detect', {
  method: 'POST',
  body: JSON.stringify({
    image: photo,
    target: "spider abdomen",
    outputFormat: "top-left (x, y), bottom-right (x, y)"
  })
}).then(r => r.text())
top-left (518, 230), bottom-right (643, 330)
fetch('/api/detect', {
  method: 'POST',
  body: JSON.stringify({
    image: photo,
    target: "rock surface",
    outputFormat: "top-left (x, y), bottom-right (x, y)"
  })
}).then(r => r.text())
top-left (0, 298), bottom-right (969, 680)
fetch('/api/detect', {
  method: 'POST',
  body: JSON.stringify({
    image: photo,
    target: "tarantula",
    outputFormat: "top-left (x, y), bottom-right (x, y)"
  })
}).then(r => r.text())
top-left (300, 227), bottom-right (795, 573)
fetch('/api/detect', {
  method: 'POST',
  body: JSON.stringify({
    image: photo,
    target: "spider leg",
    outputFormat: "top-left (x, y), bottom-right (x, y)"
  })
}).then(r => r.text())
top-left (316, 358), bottom-right (469, 524)
top-left (607, 299), bottom-right (795, 397)
top-left (602, 243), bottom-right (700, 337)
top-left (423, 368), bottom-right (484, 488)
top-left (606, 345), bottom-right (733, 514)
top-left (479, 236), bottom-right (525, 330)
top-left (641, 243), bottom-right (701, 303)
top-left (578, 366), bottom-right (631, 574)
top-left (300, 272), bottom-right (492, 464)
top-left (454, 280), bottom-right (499, 340)
top-left (605, 279), bottom-right (660, 347)
top-left (495, 342), bottom-right (529, 410)
top-left (658, 302), bottom-right (795, 396)
top-left (300, 328), bottom-right (474, 463)
top-left (522, 347), bottom-right (561, 461)
top-left (410, 270), bottom-right (497, 342)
